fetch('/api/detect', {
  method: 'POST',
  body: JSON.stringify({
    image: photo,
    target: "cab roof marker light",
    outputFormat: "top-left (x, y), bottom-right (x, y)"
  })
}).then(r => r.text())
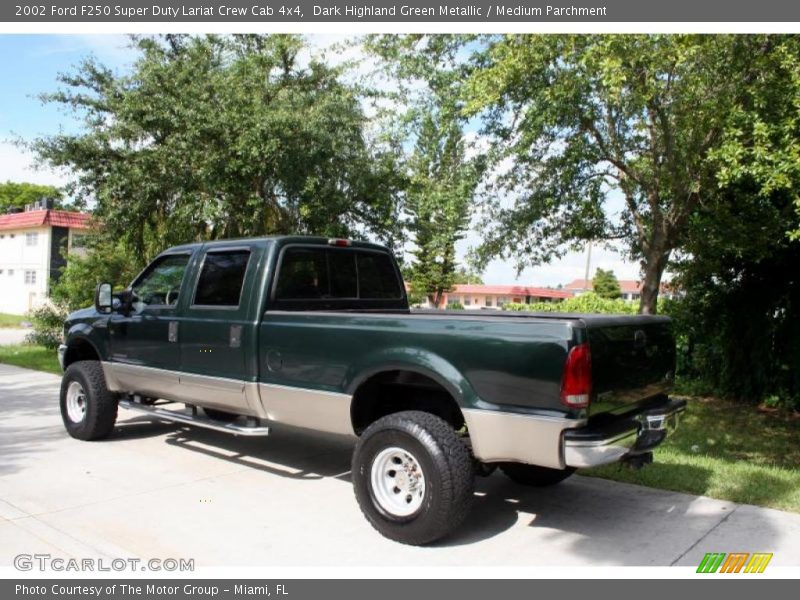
top-left (328, 238), bottom-right (352, 247)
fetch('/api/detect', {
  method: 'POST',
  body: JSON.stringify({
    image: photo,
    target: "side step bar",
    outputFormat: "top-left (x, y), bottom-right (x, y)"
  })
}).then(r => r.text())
top-left (119, 399), bottom-right (271, 437)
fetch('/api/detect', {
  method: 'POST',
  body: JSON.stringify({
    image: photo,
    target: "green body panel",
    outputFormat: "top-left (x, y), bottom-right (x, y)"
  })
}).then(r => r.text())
top-left (258, 311), bottom-right (575, 415)
top-left (62, 236), bottom-right (675, 420)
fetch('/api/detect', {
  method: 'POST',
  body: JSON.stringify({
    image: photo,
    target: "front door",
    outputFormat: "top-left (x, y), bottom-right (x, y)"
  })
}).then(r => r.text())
top-left (108, 251), bottom-right (192, 398)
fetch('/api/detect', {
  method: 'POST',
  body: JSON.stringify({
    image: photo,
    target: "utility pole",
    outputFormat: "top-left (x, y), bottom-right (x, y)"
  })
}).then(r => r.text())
top-left (583, 241), bottom-right (592, 291)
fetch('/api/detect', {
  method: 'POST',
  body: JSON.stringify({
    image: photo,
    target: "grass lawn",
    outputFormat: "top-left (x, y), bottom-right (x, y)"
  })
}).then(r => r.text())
top-left (0, 313), bottom-right (27, 328)
top-left (582, 397), bottom-right (800, 513)
top-left (0, 343), bottom-right (61, 375)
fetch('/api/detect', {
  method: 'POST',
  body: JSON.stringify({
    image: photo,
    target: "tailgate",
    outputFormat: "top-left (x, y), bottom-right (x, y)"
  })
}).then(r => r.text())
top-left (584, 315), bottom-right (676, 416)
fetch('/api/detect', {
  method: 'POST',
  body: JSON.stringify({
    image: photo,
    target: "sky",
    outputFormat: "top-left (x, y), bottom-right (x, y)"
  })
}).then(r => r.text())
top-left (0, 34), bottom-right (642, 287)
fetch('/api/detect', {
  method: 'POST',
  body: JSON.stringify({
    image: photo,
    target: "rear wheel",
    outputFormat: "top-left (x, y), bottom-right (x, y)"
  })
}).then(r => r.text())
top-left (60, 361), bottom-right (118, 441)
top-left (352, 411), bottom-right (474, 545)
top-left (500, 463), bottom-right (576, 487)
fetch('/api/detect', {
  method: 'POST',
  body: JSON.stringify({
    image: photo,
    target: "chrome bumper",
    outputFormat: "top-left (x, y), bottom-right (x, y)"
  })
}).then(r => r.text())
top-left (57, 344), bottom-right (67, 371)
top-left (563, 399), bottom-right (686, 468)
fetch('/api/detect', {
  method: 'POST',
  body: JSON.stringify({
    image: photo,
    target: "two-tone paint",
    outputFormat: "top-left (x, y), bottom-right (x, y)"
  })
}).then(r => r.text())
top-left (60, 236), bottom-right (679, 470)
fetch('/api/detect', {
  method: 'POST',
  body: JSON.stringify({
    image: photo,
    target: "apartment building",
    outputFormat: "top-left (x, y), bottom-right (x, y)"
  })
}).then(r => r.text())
top-left (0, 201), bottom-right (91, 314)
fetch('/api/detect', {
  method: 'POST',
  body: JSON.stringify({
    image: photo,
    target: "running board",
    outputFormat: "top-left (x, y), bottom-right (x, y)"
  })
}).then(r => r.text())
top-left (119, 399), bottom-right (271, 436)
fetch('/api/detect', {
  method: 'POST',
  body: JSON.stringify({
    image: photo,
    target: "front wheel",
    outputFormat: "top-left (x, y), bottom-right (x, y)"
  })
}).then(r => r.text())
top-left (352, 411), bottom-right (474, 545)
top-left (60, 361), bottom-right (118, 441)
top-left (499, 463), bottom-right (576, 487)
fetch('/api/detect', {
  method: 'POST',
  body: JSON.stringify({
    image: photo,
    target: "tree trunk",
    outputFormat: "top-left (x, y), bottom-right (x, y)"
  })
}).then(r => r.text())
top-left (639, 250), bottom-right (670, 315)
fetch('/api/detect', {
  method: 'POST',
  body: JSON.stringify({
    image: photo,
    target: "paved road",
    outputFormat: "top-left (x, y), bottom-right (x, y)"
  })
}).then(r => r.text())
top-left (1, 363), bottom-right (798, 567)
top-left (0, 328), bottom-right (29, 346)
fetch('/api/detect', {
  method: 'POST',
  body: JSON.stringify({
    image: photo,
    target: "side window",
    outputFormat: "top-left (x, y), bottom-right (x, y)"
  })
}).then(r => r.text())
top-left (193, 250), bottom-right (251, 307)
top-left (131, 254), bottom-right (190, 311)
top-left (357, 252), bottom-right (402, 299)
top-left (275, 248), bottom-right (328, 299)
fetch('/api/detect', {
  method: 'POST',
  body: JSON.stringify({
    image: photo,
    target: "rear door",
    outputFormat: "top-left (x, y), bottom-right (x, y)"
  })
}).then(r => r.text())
top-left (177, 243), bottom-right (260, 414)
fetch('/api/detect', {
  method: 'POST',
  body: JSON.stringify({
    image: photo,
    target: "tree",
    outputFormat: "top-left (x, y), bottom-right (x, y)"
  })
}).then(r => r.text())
top-left (463, 34), bottom-right (795, 314)
top-left (453, 266), bottom-right (483, 285)
top-left (366, 35), bottom-right (483, 309)
top-left (592, 268), bottom-right (622, 299)
top-left (49, 234), bottom-right (141, 311)
top-left (31, 35), bottom-right (405, 262)
top-left (0, 181), bottom-right (63, 213)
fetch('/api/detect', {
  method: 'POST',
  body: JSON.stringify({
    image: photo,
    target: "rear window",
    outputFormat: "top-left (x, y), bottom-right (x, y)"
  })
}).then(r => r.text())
top-left (274, 247), bottom-right (402, 303)
top-left (193, 250), bottom-right (251, 307)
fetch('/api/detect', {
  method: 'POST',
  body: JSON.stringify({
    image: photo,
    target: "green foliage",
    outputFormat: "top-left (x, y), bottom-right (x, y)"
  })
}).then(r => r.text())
top-left (32, 35), bottom-right (405, 262)
top-left (369, 36), bottom-right (484, 309)
top-left (461, 34), bottom-right (799, 313)
top-left (25, 303), bottom-right (69, 350)
top-left (0, 181), bottom-right (63, 213)
top-left (453, 267), bottom-right (484, 285)
top-left (447, 302), bottom-right (465, 310)
top-left (592, 268), bottom-right (622, 299)
top-left (504, 292), bottom-right (638, 314)
top-left (50, 235), bottom-right (142, 311)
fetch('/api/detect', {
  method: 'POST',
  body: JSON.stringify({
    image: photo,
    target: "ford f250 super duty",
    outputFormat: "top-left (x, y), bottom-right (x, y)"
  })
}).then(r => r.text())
top-left (57, 235), bottom-right (684, 544)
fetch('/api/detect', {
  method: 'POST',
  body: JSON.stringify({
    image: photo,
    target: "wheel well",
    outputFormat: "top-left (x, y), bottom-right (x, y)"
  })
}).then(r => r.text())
top-left (351, 370), bottom-right (465, 435)
top-left (63, 338), bottom-right (100, 369)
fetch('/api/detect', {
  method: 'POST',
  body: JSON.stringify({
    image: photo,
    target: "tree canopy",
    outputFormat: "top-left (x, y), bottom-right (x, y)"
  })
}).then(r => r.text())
top-left (32, 34), bottom-right (405, 262)
top-left (592, 268), bottom-right (622, 299)
top-left (0, 181), bottom-right (63, 213)
top-left (461, 34), bottom-right (800, 313)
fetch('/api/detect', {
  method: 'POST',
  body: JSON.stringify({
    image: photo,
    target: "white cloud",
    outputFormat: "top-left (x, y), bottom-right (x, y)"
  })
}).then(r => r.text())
top-left (0, 141), bottom-right (69, 187)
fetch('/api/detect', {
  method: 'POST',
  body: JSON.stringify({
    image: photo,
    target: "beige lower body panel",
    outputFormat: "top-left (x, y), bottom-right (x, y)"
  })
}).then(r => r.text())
top-left (463, 408), bottom-right (584, 470)
top-left (102, 362), bottom-right (260, 416)
top-left (258, 383), bottom-right (355, 436)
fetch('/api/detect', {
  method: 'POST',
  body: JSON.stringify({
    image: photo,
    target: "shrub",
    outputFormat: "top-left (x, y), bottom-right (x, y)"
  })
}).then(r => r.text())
top-left (504, 292), bottom-right (639, 314)
top-left (25, 302), bottom-right (69, 349)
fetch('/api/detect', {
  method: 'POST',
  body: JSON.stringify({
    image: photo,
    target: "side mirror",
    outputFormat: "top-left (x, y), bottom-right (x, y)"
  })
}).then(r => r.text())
top-left (95, 283), bottom-right (113, 314)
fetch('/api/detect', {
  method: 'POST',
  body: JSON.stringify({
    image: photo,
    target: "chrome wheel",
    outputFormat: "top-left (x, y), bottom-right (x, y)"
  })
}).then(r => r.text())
top-left (370, 446), bottom-right (426, 517)
top-left (65, 381), bottom-right (87, 423)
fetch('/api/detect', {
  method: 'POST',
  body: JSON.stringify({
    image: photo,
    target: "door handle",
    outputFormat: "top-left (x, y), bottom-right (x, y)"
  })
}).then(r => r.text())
top-left (168, 321), bottom-right (179, 343)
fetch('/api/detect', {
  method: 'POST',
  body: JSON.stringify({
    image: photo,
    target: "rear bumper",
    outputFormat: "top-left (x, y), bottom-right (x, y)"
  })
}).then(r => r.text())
top-left (563, 398), bottom-right (686, 468)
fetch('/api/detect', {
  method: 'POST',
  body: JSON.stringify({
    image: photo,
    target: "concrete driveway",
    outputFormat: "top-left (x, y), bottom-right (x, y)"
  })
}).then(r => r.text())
top-left (1, 363), bottom-right (798, 567)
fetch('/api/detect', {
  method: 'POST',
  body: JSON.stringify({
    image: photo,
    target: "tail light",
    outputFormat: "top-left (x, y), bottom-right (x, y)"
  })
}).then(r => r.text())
top-left (328, 238), bottom-right (352, 247)
top-left (560, 343), bottom-right (592, 409)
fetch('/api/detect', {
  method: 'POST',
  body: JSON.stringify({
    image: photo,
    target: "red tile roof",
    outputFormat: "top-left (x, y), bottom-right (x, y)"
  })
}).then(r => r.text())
top-left (450, 284), bottom-right (573, 299)
top-left (563, 278), bottom-right (672, 294)
top-left (0, 209), bottom-right (92, 232)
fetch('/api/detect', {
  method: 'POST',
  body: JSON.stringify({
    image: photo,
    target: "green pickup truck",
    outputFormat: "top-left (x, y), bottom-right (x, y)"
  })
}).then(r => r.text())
top-left (57, 235), bottom-right (684, 544)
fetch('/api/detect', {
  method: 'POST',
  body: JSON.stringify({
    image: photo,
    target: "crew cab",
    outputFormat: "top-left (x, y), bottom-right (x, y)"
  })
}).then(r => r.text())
top-left (57, 236), bottom-right (684, 544)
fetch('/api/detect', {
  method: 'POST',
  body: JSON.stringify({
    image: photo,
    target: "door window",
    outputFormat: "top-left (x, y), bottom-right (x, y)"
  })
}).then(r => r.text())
top-left (131, 254), bottom-right (190, 311)
top-left (193, 250), bottom-right (251, 307)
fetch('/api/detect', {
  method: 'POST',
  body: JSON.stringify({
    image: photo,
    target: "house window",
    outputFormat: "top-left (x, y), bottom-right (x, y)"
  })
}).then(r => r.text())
top-left (447, 296), bottom-right (461, 305)
top-left (496, 296), bottom-right (508, 307)
top-left (485, 296), bottom-right (493, 307)
top-left (464, 297), bottom-right (471, 306)
top-left (26, 232), bottom-right (38, 246)
top-left (24, 270), bottom-right (36, 285)
top-left (71, 233), bottom-right (88, 249)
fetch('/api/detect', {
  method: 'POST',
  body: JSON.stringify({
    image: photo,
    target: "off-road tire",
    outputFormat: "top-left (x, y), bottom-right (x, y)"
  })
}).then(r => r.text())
top-left (352, 410), bottom-right (474, 545)
top-left (60, 361), bottom-right (118, 441)
top-left (203, 408), bottom-right (239, 422)
top-left (499, 463), bottom-right (576, 486)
